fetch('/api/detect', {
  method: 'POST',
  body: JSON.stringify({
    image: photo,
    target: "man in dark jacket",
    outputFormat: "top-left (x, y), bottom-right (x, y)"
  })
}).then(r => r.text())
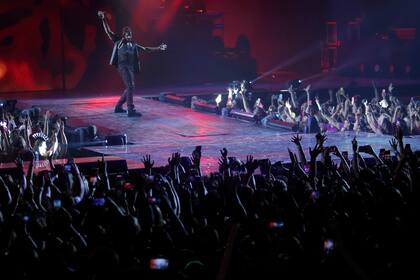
top-left (98, 11), bottom-right (167, 117)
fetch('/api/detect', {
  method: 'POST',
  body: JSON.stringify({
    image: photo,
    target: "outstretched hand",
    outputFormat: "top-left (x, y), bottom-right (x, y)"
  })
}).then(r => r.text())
top-left (159, 43), bottom-right (168, 51)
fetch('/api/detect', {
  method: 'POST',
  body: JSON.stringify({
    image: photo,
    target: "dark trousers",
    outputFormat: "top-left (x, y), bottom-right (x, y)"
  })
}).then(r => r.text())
top-left (116, 65), bottom-right (135, 111)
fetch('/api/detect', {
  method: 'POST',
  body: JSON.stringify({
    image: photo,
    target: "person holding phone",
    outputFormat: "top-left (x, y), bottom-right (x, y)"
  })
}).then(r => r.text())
top-left (97, 11), bottom-right (167, 117)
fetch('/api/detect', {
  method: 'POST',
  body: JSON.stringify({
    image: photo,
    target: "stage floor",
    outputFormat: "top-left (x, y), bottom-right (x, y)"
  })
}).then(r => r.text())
top-left (18, 95), bottom-right (420, 174)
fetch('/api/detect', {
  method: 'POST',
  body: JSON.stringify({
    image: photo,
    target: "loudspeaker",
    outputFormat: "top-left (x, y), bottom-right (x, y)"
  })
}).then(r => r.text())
top-left (159, 92), bottom-right (190, 107)
top-left (105, 134), bottom-right (128, 146)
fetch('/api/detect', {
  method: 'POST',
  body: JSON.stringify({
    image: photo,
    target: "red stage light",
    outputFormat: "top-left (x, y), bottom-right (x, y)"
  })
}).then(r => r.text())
top-left (0, 61), bottom-right (6, 80)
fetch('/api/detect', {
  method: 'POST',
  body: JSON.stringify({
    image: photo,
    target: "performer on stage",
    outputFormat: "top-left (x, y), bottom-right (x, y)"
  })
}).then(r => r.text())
top-left (98, 11), bottom-right (167, 117)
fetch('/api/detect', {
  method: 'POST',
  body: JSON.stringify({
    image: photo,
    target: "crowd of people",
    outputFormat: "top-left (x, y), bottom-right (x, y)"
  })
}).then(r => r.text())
top-left (0, 120), bottom-right (418, 279)
top-left (1, 106), bottom-right (68, 162)
top-left (0, 87), bottom-right (419, 280)
top-left (221, 81), bottom-right (420, 135)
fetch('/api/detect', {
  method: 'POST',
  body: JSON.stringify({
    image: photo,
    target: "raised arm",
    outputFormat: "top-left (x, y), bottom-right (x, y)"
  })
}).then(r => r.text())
top-left (138, 43), bottom-right (167, 52)
top-left (98, 11), bottom-right (116, 41)
top-left (288, 85), bottom-right (298, 109)
top-left (371, 80), bottom-right (379, 101)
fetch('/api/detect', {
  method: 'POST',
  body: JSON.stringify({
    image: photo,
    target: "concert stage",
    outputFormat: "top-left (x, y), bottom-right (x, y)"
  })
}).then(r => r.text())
top-left (11, 88), bottom-right (419, 175)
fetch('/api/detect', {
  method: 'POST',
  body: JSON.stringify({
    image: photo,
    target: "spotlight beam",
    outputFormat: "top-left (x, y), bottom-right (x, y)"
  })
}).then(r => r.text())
top-left (250, 44), bottom-right (319, 84)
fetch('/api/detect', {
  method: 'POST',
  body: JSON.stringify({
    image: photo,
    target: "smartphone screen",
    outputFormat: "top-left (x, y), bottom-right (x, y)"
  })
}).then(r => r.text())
top-left (311, 191), bottom-right (320, 200)
top-left (324, 239), bottom-right (334, 253)
top-left (64, 164), bottom-right (72, 172)
top-left (92, 197), bottom-right (106, 207)
top-left (53, 199), bottom-right (61, 209)
top-left (150, 258), bottom-right (169, 270)
top-left (148, 197), bottom-right (160, 204)
top-left (268, 221), bottom-right (284, 229)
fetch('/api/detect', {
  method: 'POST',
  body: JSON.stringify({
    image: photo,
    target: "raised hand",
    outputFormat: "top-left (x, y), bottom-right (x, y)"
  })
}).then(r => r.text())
top-left (352, 137), bottom-right (358, 153)
top-left (362, 99), bottom-right (368, 107)
top-left (388, 82), bottom-right (394, 93)
top-left (315, 132), bottom-right (327, 147)
top-left (45, 110), bottom-right (52, 118)
top-left (291, 134), bottom-right (302, 146)
top-left (220, 148), bottom-right (228, 159)
top-left (191, 146), bottom-right (201, 167)
top-left (389, 138), bottom-right (398, 152)
top-left (142, 154), bottom-right (154, 174)
top-left (245, 155), bottom-right (258, 174)
top-left (218, 148), bottom-right (229, 171)
top-left (304, 84), bottom-right (311, 93)
top-left (97, 11), bottom-right (105, 19)
top-left (168, 152), bottom-right (181, 167)
top-left (285, 99), bottom-right (292, 109)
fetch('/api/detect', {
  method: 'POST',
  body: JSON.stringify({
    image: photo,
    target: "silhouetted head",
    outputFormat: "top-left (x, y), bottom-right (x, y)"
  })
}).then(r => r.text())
top-left (122, 26), bottom-right (133, 41)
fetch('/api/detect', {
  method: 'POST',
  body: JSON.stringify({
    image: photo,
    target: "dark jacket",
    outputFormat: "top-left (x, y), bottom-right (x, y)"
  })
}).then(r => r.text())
top-left (109, 35), bottom-right (145, 73)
